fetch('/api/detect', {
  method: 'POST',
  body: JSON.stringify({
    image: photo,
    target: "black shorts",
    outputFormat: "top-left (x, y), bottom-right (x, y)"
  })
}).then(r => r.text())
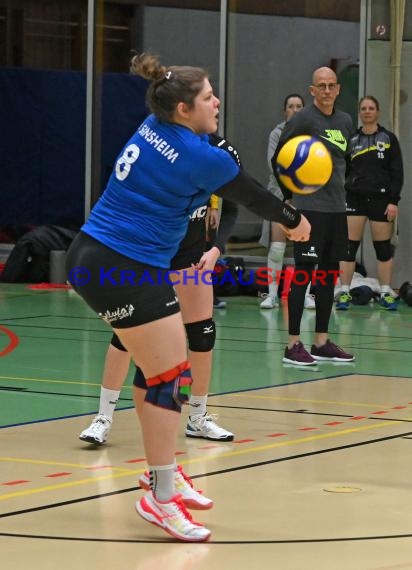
top-left (171, 245), bottom-right (204, 270)
top-left (346, 191), bottom-right (389, 222)
top-left (66, 232), bottom-right (180, 328)
top-left (293, 211), bottom-right (348, 264)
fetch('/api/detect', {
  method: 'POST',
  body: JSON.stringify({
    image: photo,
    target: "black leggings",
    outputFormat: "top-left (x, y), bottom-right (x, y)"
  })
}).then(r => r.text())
top-left (288, 262), bottom-right (339, 336)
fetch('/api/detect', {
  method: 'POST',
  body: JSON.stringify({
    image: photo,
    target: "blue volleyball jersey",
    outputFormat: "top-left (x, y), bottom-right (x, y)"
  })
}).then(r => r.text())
top-left (82, 114), bottom-right (239, 268)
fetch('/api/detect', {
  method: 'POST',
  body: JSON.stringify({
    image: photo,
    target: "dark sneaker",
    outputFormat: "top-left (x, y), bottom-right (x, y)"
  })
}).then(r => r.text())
top-left (213, 297), bottom-right (227, 309)
top-left (379, 293), bottom-right (398, 311)
top-left (336, 292), bottom-right (352, 310)
top-left (310, 340), bottom-right (354, 362)
top-left (283, 341), bottom-right (316, 366)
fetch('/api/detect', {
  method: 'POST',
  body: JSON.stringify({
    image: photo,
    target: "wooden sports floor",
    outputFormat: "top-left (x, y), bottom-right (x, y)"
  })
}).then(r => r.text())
top-left (1, 283), bottom-right (412, 569)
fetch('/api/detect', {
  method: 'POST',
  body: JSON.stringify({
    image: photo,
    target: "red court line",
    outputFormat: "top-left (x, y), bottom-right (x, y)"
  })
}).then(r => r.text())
top-left (0, 325), bottom-right (19, 357)
top-left (4, 402), bottom-right (412, 487)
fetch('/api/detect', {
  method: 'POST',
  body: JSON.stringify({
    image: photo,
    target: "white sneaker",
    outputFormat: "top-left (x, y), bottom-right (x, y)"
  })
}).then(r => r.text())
top-left (79, 414), bottom-right (112, 444)
top-left (304, 294), bottom-right (316, 309)
top-left (139, 465), bottom-right (213, 510)
top-left (186, 413), bottom-right (234, 441)
top-left (260, 295), bottom-right (279, 309)
top-left (135, 491), bottom-right (211, 542)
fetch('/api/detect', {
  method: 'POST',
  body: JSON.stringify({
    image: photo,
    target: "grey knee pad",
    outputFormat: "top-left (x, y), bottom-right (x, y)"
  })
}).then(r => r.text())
top-left (373, 240), bottom-right (393, 262)
top-left (268, 241), bottom-right (286, 264)
top-left (185, 318), bottom-right (215, 352)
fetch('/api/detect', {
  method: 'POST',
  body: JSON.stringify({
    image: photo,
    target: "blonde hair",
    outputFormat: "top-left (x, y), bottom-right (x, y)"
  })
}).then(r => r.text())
top-left (130, 53), bottom-right (208, 122)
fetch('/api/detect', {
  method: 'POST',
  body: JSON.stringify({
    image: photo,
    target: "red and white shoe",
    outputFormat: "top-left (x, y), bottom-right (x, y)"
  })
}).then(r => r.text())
top-left (135, 491), bottom-right (211, 542)
top-left (138, 465), bottom-right (213, 510)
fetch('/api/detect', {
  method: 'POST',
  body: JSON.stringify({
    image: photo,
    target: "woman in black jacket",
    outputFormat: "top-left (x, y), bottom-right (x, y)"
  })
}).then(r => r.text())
top-left (337, 95), bottom-right (404, 311)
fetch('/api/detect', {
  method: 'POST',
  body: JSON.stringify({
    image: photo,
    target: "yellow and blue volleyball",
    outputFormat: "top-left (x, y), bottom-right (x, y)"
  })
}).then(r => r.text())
top-left (276, 135), bottom-right (333, 195)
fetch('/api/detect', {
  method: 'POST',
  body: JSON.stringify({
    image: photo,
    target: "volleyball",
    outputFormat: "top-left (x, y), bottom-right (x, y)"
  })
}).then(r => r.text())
top-left (276, 135), bottom-right (333, 195)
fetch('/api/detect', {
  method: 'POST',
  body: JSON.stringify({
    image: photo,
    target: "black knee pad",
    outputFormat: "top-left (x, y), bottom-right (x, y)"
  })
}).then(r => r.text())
top-left (110, 333), bottom-right (127, 352)
top-left (345, 240), bottom-right (360, 262)
top-left (185, 318), bottom-right (216, 352)
top-left (373, 240), bottom-right (394, 262)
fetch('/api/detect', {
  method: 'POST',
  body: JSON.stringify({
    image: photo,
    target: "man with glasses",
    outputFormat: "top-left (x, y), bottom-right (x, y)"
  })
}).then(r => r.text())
top-left (272, 67), bottom-right (355, 365)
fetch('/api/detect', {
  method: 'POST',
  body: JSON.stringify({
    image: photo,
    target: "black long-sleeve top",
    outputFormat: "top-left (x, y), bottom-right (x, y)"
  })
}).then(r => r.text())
top-left (345, 125), bottom-right (403, 205)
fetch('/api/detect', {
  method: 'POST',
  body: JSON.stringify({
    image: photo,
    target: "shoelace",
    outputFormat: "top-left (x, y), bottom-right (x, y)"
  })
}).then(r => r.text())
top-left (204, 413), bottom-right (218, 422)
top-left (176, 466), bottom-right (205, 495)
top-left (92, 415), bottom-right (110, 427)
top-left (382, 294), bottom-right (396, 304)
top-left (191, 412), bottom-right (219, 427)
top-left (156, 494), bottom-right (202, 530)
top-left (328, 342), bottom-right (347, 355)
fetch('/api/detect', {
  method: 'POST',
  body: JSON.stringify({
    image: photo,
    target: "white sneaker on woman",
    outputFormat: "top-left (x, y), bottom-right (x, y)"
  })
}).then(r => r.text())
top-left (304, 294), bottom-right (316, 309)
top-left (260, 295), bottom-right (279, 309)
top-left (186, 413), bottom-right (234, 441)
top-left (79, 414), bottom-right (112, 444)
top-left (139, 465), bottom-right (213, 510)
top-left (136, 491), bottom-right (211, 542)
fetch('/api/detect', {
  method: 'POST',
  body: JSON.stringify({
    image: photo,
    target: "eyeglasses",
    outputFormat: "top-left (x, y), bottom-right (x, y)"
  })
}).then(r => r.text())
top-left (313, 83), bottom-right (338, 91)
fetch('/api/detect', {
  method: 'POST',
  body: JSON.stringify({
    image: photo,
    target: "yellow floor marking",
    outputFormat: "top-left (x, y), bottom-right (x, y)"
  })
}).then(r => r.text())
top-left (0, 473), bottom-right (146, 501)
top-left (0, 419), bottom-right (402, 502)
top-left (0, 375), bottom-right (132, 390)
top-left (180, 419), bottom-right (404, 467)
top-left (0, 456), bottom-right (135, 472)
top-left (232, 393), bottom-right (393, 409)
top-left (0, 375), bottom-right (99, 387)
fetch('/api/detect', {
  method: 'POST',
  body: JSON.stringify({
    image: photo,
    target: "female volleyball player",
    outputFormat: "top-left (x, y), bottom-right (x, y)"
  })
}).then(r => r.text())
top-left (337, 95), bottom-right (403, 311)
top-left (66, 53), bottom-right (310, 542)
top-left (79, 134), bottom-right (240, 447)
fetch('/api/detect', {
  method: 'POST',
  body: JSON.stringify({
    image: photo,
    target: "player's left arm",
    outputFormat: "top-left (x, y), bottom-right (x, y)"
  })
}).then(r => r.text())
top-left (212, 199), bottom-right (239, 255)
top-left (387, 132), bottom-right (404, 206)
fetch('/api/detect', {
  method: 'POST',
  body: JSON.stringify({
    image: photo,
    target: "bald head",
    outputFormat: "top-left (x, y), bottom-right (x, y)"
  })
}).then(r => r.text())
top-left (310, 67), bottom-right (340, 115)
top-left (312, 67), bottom-right (337, 85)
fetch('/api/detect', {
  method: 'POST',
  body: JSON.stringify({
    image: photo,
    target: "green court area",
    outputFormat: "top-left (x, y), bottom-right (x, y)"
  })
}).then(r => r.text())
top-left (1, 284), bottom-right (411, 426)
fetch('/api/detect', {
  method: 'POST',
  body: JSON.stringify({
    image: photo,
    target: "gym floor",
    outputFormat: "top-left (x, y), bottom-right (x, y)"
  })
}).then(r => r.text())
top-left (1, 283), bottom-right (412, 569)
